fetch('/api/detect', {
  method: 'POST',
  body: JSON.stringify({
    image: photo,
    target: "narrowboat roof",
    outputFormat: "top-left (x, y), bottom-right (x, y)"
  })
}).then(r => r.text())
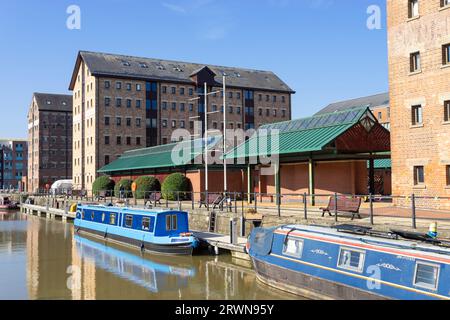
top-left (277, 225), bottom-right (450, 259)
top-left (77, 204), bottom-right (187, 217)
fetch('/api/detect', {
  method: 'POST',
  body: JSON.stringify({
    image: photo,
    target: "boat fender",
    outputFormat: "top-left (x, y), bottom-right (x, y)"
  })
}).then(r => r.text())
top-left (104, 228), bottom-right (108, 239)
top-left (76, 227), bottom-right (80, 233)
top-left (140, 242), bottom-right (145, 252)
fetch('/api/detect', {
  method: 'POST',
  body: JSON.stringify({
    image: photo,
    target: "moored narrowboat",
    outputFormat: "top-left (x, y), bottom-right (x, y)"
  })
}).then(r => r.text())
top-left (0, 197), bottom-right (18, 210)
top-left (74, 204), bottom-right (199, 256)
top-left (247, 224), bottom-right (450, 300)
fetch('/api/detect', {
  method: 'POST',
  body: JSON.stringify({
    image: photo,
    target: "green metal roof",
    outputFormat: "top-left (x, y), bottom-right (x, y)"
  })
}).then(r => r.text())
top-left (225, 107), bottom-right (371, 159)
top-left (98, 136), bottom-right (221, 174)
top-left (369, 159), bottom-right (392, 169)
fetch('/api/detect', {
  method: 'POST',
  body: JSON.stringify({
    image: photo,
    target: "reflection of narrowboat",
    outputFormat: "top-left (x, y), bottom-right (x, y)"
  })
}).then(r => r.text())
top-left (74, 235), bottom-right (195, 293)
top-left (74, 205), bottom-right (199, 255)
top-left (247, 224), bottom-right (450, 300)
top-left (0, 197), bottom-right (18, 210)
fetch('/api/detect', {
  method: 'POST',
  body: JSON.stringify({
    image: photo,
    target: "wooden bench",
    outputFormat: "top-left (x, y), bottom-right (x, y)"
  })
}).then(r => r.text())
top-left (149, 192), bottom-right (162, 205)
top-left (320, 196), bottom-right (362, 220)
top-left (199, 193), bottom-right (223, 209)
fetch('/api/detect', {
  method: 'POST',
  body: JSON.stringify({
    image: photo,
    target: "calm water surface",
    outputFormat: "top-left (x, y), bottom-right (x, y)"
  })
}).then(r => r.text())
top-left (0, 211), bottom-right (299, 300)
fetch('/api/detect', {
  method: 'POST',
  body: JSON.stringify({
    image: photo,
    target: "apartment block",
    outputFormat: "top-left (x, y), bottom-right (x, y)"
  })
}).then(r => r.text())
top-left (0, 139), bottom-right (27, 190)
top-left (27, 93), bottom-right (73, 192)
top-left (69, 51), bottom-right (294, 191)
top-left (387, 0), bottom-right (450, 204)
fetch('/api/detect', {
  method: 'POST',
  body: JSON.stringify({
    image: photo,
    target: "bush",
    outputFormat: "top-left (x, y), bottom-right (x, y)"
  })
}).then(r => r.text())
top-left (134, 176), bottom-right (161, 199)
top-left (92, 176), bottom-right (115, 196)
top-left (162, 173), bottom-right (191, 200)
top-left (114, 179), bottom-right (133, 198)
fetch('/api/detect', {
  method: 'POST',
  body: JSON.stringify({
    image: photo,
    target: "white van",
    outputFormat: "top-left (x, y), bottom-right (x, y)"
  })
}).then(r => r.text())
top-left (50, 180), bottom-right (73, 195)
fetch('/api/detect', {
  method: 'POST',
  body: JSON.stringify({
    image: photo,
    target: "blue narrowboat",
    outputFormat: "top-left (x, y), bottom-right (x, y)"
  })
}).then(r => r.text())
top-left (74, 205), bottom-right (199, 255)
top-left (247, 224), bottom-right (450, 300)
top-left (75, 235), bottom-right (195, 293)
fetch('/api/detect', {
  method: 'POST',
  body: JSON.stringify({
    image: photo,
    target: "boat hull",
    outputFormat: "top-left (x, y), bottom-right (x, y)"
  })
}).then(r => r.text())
top-left (252, 257), bottom-right (387, 300)
top-left (76, 226), bottom-right (194, 256)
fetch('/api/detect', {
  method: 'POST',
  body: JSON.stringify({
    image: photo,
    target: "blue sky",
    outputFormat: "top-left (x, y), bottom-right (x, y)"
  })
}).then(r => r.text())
top-left (0, 0), bottom-right (388, 139)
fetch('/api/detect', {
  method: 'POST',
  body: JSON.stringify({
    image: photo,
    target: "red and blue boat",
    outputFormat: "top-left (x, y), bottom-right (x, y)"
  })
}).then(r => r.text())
top-left (247, 224), bottom-right (450, 300)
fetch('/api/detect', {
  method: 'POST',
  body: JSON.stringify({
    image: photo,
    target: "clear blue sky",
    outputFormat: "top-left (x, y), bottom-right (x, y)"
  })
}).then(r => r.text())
top-left (0, 0), bottom-right (388, 139)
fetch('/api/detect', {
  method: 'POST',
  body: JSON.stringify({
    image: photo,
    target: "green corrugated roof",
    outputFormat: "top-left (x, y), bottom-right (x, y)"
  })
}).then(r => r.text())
top-left (369, 159), bottom-right (391, 169)
top-left (98, 136), bottom-right (221, 174)
top-left (225, 107), bottom-right (370, 159)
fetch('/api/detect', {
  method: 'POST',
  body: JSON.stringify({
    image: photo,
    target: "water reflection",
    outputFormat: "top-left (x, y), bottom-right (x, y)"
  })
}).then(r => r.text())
top-left (0, 212), bottom-right (299, 300)
top-left (74, 235), bottom-right (195, 293)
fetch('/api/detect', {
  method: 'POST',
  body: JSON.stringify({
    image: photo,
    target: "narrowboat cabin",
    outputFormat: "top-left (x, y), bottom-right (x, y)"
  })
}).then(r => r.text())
top-left (74, 205), bottom-right (199, 256)
top-left (247, 224), bottom-right (450, 300)
top-left (75, 235), bottom-right (195, 293)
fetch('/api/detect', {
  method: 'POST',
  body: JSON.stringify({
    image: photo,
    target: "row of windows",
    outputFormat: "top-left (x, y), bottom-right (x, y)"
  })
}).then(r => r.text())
top-left (283, 237), bottom-right (441, 291)
top-left (413, 165), bottom-right (450, 186)
top-left (408, 0), bottom-right (449, 19)
top-left (409, 44), bottom-right (450, 73)
top-left (104, 136), bottom-right (142, 147)
top-left (410, 101), bottom-right (450, 126)
top-left (104, 81), bottom-right (143, 92)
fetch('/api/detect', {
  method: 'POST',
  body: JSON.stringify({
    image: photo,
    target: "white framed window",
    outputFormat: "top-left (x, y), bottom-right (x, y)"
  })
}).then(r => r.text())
top-left (410, 52), bottom-right (421, 73)
top-left (408, 0), bottom-right (419, 18)
top-left (125, 215), bottom-right (133, 228)
top-left (283, 237), bottom-right (304, 258)
top-left (414, 262), bottom-right (440, 291)
top-left (337, 247), bottom-right (365, 273)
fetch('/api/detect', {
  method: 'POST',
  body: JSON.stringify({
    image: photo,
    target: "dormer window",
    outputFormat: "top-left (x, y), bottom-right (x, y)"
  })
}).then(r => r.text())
top-left (121, 60), bottom-right (131, 67)
top-left (62, 101), bottom-right (67, 106)
top-left (139, 62), bottom-right (148, 68)
top-left (46, 100), bottom-right (51, 105)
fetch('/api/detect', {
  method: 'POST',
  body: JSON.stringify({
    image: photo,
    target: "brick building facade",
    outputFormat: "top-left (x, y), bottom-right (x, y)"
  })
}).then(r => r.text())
top-left (387, 1), bottom-right (450, 204)
top-left (69, 51), bottom-right (294, 192)
top-left (27, 93), bottom-right (73, 193)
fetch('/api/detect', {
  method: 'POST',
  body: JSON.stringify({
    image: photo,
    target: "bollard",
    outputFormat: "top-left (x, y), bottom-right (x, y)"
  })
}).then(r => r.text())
top-left (230, 218), bottom-right (238, 245)
top-left (411, 194), bottom-right (417, 229)
top-left (304, 192), bottom-right (308, 220)
top-left (334, 193), bottom-right (338, 222)
top-left (240, 216), bottom-right (246, 237)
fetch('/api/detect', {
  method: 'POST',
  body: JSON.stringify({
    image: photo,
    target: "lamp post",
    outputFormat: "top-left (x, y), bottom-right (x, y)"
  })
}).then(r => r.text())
top-left (222, 76), bottom-right (227, 197)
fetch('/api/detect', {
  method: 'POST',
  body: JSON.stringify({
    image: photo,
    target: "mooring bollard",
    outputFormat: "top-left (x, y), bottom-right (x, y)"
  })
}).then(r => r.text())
top-left (411, 194), bottom-right (417, 229)
top-left (240, 216), bottom-right (246, 237)
top-left (230, 218), bottom-right (238, 245)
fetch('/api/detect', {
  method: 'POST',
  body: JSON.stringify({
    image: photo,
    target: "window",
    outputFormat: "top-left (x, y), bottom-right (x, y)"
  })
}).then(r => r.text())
top-left (105, 116), bottom-right (110, 126)
top-left (282, 96), bottom-right (286, 103)
top-left (136, 100), bottom-right (141, 108)
top-left (180, 88), bottom-right (185, 95)
top-left (180, 120), bottom-right (185, 128)
top-left (410, 52), bottom-right (421, 73)
top-left (411, 105), bottom-right (423, 125)
top-left (189, 88), bottom-right (194, 96)
top-left (91, 212), bottom-right (95, 221)
top-left (414, 166), bottom-right (425, 185)
top-left (142, 217), bottom-right (151, 231)
top-left (116, 136), bottom-right (122, 145)
top-left (172, 120), bottom-right (177, 128)
top-left (116, 98), bottom-right (122, 107)
top-left (266, 109), bottom-right (270, 117)
top-left (447, 165), bottom-right (450, 186)
top-left (171, 87), bottom-right (176, 94)
top-left (237, 107), bottom-right (241, 115)
top-left (116, 117), bottom-right (122, 126)
top-left (273, 109), bottom-right (277, 117)
top-left (136, 118), bottom-right (141, 127)
top-left (105, 155), bottom-right (110, 165)
top-left (282, 110), bottom-right (286, 118)
top-left (229, 92), bottom-right (233, 99)
top-left (105, 97), bottom-right (110, 107)
top-left (443, 44), bottom-right (450, 65)
top-left (229, 106), bottom-right (233, 114)
top-left (104, 136), bottom-right (110, 145)
top-left (162, 120), bottom-right (168, 128)
top-left (125, 215), bottom-right (133, 228)
top-left (162, 102), bottom-right (167, 110)
top-left (338, 248), bottom-right (365, 273)
top-left (116, 82), bottom-right (122, 90)
top-left (127, 99), bottom-right (132, 108)
top-left (180, 103), bottom-right (185, 112)
top-left (166, 215), bottom-right (171, 231)
top-left (408, 0), bottom-right (419, 19)
top-left (101, 213), bottom-right (106, 223)
top-left (126, 83), bottom-right (132, 91)
top-left (258, 94), bottom-right (262, 101)
top-left (258, 108), bottom-right (263, 116)
top-left (442, 0), bottom-right (450, 7)
top-left (136, 84), bottom-right (142, 91)
top-left (172, 102), bottom-right (177, 111)
top-left (126, 137), bottom-right (131, 145)
top-left (283, 237), bottom-right (304, 258)
top-left (189, 104), bottom-right (194, 112)
top-left (136, 137), bottom-right (141, 146)
top-left (105, 81), bottom-right (110, 89)
top-left (171, 215), bottom-right (177, 230)
top-left (126, 118), bottom-right (131, 127)
top-left (414, 262), bottom-right (439, 290)
top-left (444, 101), bottom-right (450, 122)
top-left (273, 96), bottom-right (277, 103)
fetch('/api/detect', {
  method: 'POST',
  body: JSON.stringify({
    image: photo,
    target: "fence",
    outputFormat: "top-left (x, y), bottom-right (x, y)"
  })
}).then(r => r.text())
top-left (29, 189), bottom-right (450, 230)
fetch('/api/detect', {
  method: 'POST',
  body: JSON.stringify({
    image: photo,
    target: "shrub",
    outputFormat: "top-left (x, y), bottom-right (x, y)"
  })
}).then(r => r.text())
top-left (92, 176), bottom-right (115, 196)
top-left (162, 173), bottom-right (191, 200)
top-left (134, 176), bottom-right (161, 199)
top-left (114, 179), bottom-right (133, 198)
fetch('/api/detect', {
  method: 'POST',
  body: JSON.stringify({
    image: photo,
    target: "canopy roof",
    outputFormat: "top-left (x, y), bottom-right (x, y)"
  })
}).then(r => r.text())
top-left (224, 107), bottom-right (390, 161)
top-left (98, 136), bottom-right (222, 174)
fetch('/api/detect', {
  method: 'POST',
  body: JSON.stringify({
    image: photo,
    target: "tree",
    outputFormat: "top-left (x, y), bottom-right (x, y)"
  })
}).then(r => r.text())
top-left (92, 176), bottom-right (115, 196)
top-left (162, 173), bottom-right (191, 200)
top-left (134, 176), bottom-right (161, 199)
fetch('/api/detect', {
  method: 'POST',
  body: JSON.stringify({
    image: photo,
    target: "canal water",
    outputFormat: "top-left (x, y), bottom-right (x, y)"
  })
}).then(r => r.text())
top-left (0, 211), bottom-right (299, 300)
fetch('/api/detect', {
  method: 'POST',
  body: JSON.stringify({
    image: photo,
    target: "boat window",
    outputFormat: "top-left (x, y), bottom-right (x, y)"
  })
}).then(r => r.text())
top-left (81, 210), bottom-right (85, 220)
top-left (101, 213), bottom-right (106, 223)
top-left (166, 215), bottom-right (171, 231)
top-left (125, 215), bottom-right (133, 228)
top-left (110, 213), bottom-right (116, 225)
top-left (283, 237), bottom-right (303, 258)
top-left (172, 215), bottom-right (178, 231)
top-left (91, 212), bottom-right (95, 221)
top-left (337, 247), bottom-right (365, 273)
top-left (414, 262), bottom-right (440, 291)
top-left (142, 217), bottom-right (151, 231)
